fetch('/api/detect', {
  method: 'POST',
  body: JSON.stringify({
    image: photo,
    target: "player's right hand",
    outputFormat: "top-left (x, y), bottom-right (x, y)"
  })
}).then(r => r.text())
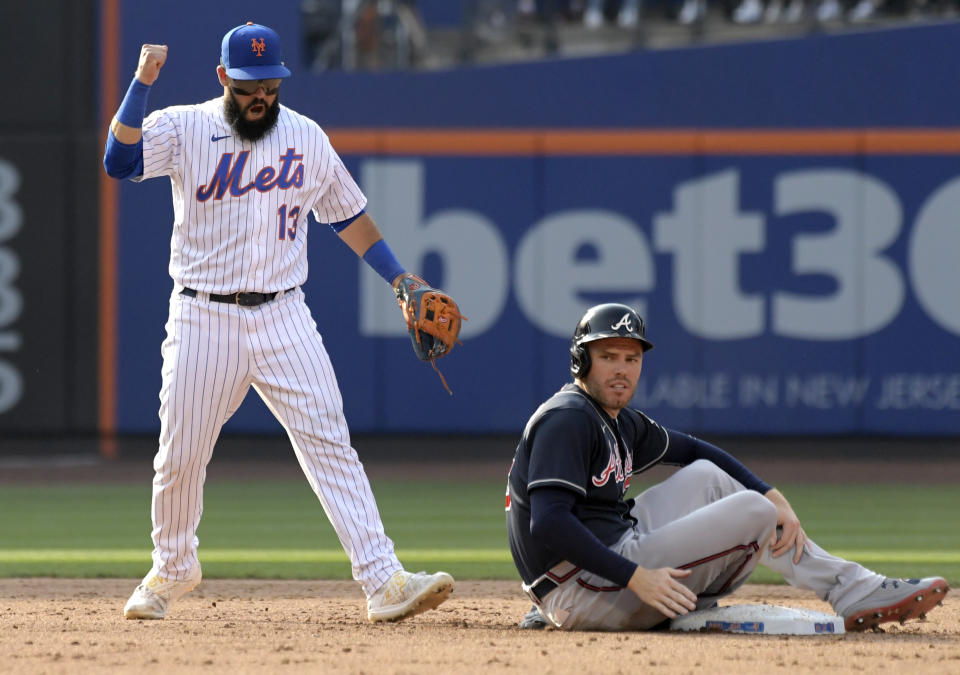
top-left (135, 44), bottom-right (167, 86)
top-left (627, 566), bottom-right (698, 619)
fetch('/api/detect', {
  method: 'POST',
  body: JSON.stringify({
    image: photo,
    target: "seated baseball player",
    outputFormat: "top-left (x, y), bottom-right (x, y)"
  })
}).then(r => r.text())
top-left (507, 303), bottom-right (950, 631)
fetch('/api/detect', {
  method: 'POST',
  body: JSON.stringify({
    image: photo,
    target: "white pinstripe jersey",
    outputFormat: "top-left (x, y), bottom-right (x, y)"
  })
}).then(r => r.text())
top-left (136, 97), bottom-right (366, 293)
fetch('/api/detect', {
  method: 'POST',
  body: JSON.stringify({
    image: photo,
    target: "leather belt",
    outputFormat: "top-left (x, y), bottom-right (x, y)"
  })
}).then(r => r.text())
top-left (180, 287), bottom-right (296, 307)
top-left (524, 561), bottom-right (581, 605)
top-left (529, 577), bottom-right (558, 601)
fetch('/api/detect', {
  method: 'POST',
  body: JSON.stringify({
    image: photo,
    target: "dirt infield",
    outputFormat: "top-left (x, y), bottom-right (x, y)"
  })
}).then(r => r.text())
top-left (3, 449), bottom-right (958, 672)
top-left (1, 579), bottom-right (957, 674)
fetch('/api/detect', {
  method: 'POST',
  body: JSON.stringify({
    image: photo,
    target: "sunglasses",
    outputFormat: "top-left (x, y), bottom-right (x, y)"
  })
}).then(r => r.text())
top-left (228, 78), bottom-right (281, 97)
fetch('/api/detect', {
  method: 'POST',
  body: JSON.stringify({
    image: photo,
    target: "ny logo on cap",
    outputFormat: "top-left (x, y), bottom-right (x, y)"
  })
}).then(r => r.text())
top-left (251, 38), bottom-right (265, 56)
top-left (610, 313), bottom-right (633, 331)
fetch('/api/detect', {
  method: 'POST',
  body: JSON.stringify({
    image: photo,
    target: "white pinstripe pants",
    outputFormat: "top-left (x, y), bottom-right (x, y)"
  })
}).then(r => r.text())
top-left (149, 287), bottom-right (401, 597)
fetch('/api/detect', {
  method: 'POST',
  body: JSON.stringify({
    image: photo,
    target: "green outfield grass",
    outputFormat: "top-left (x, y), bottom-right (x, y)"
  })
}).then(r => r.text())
top-left (0, 478), bottom-right (957, 584)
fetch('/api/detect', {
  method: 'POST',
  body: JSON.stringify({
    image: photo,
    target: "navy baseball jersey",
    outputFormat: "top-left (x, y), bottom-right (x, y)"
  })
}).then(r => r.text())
top-left (506, 383), bottom-right (669, 584)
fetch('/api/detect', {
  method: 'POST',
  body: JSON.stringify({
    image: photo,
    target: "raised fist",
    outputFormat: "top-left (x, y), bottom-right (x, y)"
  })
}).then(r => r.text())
top-left (135, 44), bottom-right (167, 86)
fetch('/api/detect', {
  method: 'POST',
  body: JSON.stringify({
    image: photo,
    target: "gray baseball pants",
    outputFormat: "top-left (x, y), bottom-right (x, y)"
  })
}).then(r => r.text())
top-left (536, 459), bottom-right (883, 630)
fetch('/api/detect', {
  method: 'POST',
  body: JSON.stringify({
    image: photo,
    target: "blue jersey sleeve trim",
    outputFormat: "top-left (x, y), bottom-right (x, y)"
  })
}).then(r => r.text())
top-left (328, 209), bottom-right (365, 233)
top-left (103, 131), bottom-right (144, 180)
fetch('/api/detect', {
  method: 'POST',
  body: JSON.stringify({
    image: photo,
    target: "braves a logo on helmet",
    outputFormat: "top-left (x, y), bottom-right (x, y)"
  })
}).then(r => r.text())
top-left (610, 313), bottom-right (633, 332)
top-left (251, 38), bottom-right (266, 56)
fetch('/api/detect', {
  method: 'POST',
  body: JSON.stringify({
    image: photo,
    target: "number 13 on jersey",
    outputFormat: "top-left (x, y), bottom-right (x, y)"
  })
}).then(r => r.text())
top-left (278, 204), bottom-right (300, 240)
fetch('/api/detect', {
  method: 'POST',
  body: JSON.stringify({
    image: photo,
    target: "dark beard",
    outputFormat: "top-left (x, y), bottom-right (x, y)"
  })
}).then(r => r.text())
top-left (223, 91), bottom-right (281, 142)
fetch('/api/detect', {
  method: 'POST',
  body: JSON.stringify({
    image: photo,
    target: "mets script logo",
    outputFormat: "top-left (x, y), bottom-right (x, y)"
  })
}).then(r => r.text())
top-left (251, 38), bottom-right (266, 56)
top-left (196, 148), bottom-right (305, 201)
top-left (610, 313), bottom-right (633, 331)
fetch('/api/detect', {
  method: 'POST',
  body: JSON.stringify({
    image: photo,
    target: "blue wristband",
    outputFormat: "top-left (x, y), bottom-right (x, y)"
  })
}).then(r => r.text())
top-left (116, 77), bottom-right (151, 128)
top-left (362, 239), bottom-right (406, 284)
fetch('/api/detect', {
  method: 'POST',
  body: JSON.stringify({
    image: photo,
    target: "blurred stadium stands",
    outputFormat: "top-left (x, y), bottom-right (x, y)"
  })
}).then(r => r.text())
top-left (302, 0), bottom-right (960, 70)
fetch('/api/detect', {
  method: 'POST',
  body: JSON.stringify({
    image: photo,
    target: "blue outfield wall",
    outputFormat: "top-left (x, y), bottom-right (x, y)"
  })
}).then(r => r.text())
top-left (110, 5), bottom-right (960, 434)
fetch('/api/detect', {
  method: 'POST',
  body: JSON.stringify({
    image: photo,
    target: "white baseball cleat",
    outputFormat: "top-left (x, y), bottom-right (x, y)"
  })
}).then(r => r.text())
top-left (123, 564), bottom-right (203, 620)
top-left (367, 570), bottom-right (454, 622)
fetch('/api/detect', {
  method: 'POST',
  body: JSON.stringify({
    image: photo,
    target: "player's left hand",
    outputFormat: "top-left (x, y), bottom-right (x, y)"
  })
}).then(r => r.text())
top-left (764, 487), bottom-right (807, 564)
top-left (393, 273), bottom-right (465, 362)
top-left (135, 44), bottom-right (168, 86)
top-left (393, 273), bottom-right (466, 394)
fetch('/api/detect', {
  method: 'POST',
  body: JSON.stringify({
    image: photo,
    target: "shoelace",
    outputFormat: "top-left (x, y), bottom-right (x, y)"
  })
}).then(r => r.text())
top-left (134, 583), bottom-right (162, 602)
top-left (382, 574), bottom-right (409, 603)
top-left (145, 575), bottom-right (169, 589)
top-left (138, 575), bottom-right (183, 599)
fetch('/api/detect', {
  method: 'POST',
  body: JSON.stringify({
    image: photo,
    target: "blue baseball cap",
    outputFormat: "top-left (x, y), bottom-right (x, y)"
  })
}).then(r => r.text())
top-left (221, 22), bottom-right (292, 80)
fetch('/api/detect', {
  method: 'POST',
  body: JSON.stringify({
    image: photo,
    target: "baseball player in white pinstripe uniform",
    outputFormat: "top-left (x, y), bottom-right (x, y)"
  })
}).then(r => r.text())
top-left (103, 22), bottom-right (454, 622)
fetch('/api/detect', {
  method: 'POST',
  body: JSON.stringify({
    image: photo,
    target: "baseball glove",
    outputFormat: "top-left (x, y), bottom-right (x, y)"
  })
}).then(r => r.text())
top-left (395, 274), bottom-right (466, 394)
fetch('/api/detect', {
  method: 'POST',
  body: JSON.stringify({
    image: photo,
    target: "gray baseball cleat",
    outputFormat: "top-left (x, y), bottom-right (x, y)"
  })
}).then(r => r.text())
top-left (519, 603), bottom-right (550, 629)
top-left (843, 577), bottom-right (949, 631)
top-left (367, 570), bottom-right (454, 622)
top-left (123, 564), bottom-right (203, 619)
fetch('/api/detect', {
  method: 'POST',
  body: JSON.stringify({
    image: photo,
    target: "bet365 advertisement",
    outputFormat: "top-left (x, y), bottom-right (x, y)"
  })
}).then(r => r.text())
top-left (111, 10), bottom-right (960, 435)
